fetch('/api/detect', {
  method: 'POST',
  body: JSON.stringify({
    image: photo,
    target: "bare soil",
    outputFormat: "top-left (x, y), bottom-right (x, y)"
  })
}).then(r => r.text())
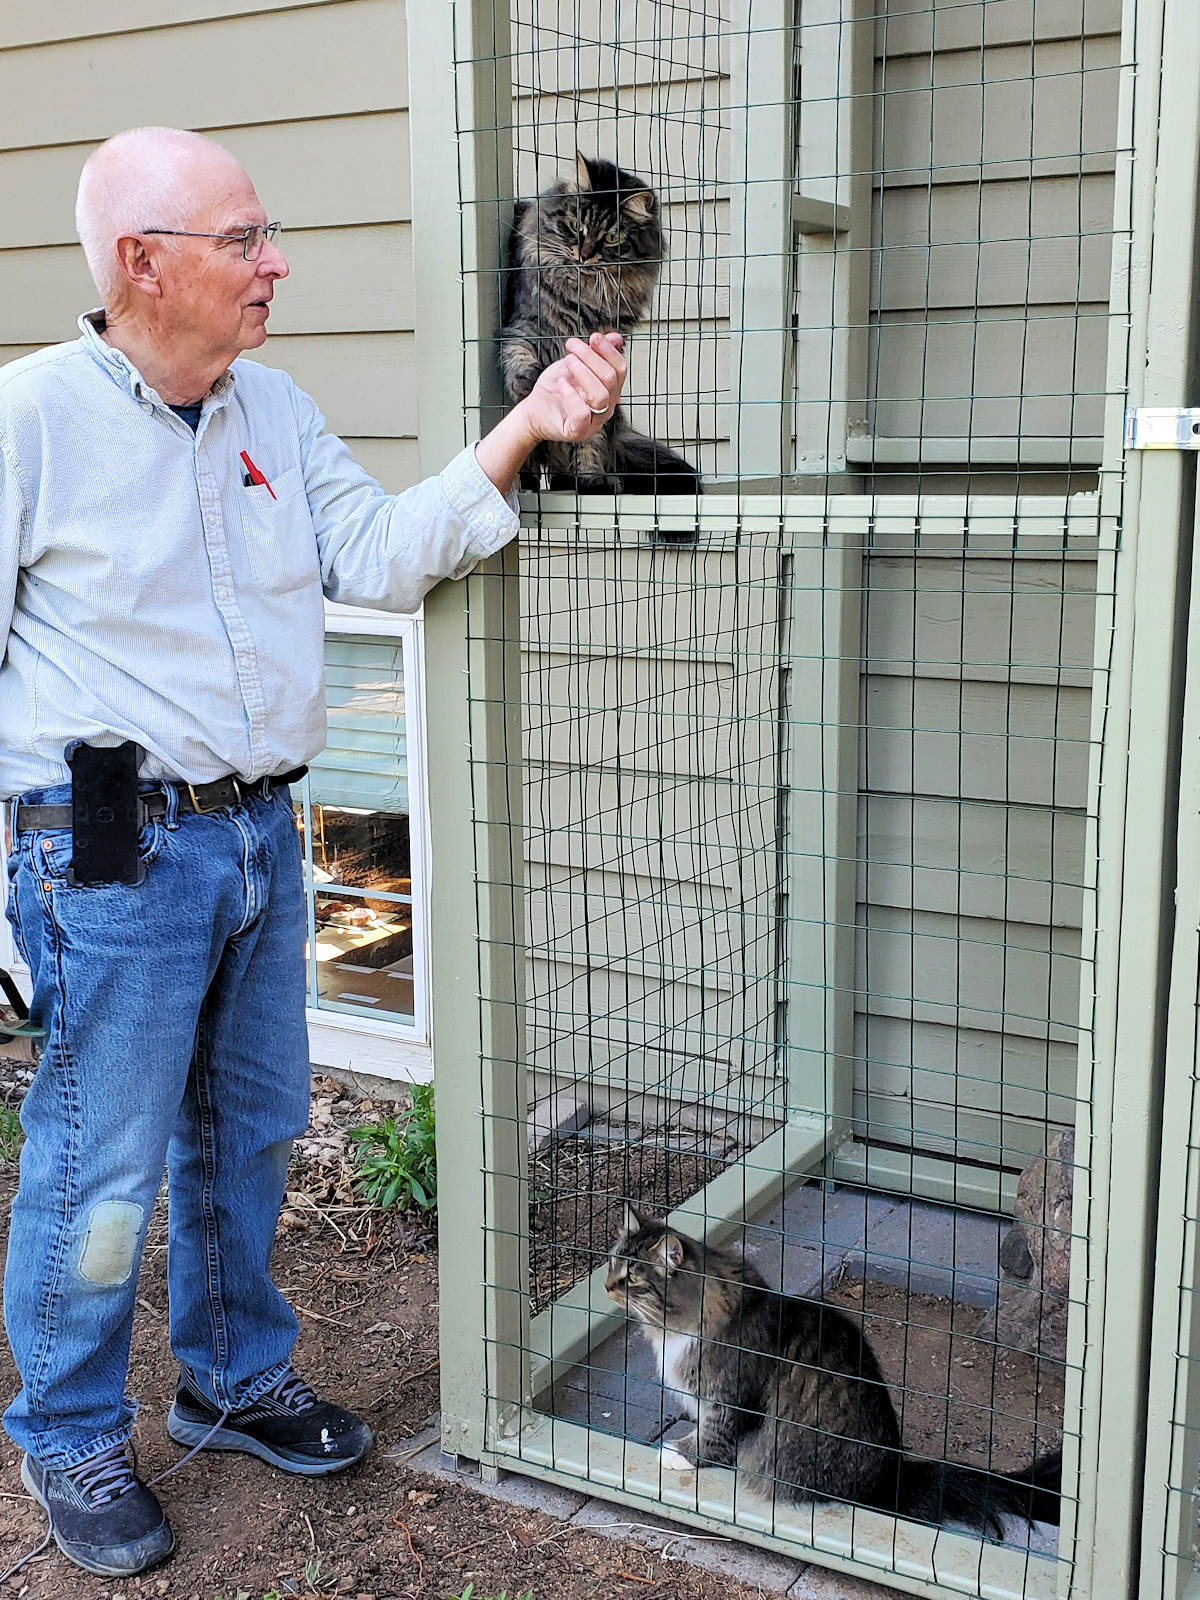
top-left (530, 1138), bottom-right (724, 1314)
top-left (0, 1079), bottom-right (779, 1600)
top-left (828, 1278), bottom-right (1065, 1474)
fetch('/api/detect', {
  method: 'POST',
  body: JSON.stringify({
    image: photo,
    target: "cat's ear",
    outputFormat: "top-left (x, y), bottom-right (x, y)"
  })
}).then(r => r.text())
top-left (575, 152), bottom-right (594, 192)
top-left (622, 1202), bottom-right (644, 1235)
top-left (655, 1231), bottom-right (685, 1271)
top-left (624, 190), bottom-right (656, 222)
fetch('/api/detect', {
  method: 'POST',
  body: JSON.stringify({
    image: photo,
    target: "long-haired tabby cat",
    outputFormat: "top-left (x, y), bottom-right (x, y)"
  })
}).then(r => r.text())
top-left (501, 153), bottom-right (701, 495)
top-left (607, 1206), bottom-right (1061, 1537)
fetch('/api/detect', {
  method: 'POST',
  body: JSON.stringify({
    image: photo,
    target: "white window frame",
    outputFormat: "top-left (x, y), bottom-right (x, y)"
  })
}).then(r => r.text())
top-left (305, 602), bottom-right (434, 1085)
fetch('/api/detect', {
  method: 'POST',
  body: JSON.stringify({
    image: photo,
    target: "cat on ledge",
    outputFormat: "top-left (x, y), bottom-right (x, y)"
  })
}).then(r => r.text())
top-left (501, 154), bottom-right (702, 499)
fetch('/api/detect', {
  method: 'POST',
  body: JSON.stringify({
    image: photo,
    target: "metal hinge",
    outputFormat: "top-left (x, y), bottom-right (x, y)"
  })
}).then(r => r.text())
top-left (1124, 407), bottom-right (1200, 449)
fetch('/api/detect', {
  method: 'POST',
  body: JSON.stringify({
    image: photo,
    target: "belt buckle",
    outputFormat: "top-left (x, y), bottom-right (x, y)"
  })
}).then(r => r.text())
top-left (187, 776), bottom-right (242, 814)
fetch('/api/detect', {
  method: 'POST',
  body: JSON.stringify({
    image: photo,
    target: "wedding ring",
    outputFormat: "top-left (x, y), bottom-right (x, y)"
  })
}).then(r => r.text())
top-left (589, 405), bottom-right (609, 414)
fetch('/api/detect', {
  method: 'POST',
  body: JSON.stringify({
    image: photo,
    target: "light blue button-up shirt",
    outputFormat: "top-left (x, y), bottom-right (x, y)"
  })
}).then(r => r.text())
top-left (0, 310), bottom-right (520, 798)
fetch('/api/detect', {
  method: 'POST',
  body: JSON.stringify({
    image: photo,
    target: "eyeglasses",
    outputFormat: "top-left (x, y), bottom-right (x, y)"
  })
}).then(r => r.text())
top-left (142, 223), bottom-right (283, 261)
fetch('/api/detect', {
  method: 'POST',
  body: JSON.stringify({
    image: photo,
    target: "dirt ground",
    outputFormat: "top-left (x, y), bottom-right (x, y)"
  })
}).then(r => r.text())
top-left (827, 1279), bottom-right (1064, 1475)
top-left (0, 1078), bottom-right (778, 1600)
top-left (0, 1068), bottom-right (1063, 1599)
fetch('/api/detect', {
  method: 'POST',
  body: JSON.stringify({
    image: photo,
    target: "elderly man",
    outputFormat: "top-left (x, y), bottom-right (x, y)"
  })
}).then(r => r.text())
top-left (0, 125), bottom-right (625, 1578)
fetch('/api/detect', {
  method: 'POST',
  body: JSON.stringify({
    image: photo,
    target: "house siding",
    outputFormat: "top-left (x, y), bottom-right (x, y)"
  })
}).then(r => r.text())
top-left (0, 0), bottom-right (416, 489)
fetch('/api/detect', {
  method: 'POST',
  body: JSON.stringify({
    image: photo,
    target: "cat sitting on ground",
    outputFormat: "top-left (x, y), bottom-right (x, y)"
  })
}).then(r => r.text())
top-left (501, 154), bottom-right (702, 495)
top-left (606, 1205), bottom-right (1062, 1537)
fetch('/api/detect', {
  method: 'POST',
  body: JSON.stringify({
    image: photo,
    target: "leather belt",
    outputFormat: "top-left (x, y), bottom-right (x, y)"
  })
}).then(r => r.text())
top-left (14, 767), bottom-right (307, 835)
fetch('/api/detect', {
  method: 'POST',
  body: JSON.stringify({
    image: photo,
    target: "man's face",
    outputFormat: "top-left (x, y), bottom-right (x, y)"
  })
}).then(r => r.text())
top-left (153, 156), bottom-right (288, 357)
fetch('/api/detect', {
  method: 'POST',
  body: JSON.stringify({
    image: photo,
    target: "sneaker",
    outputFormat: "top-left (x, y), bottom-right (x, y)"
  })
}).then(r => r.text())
top-left (21, 1444), bottom-right (174, 1577)
top-left (166, 1368), bottom-right (372, 1476)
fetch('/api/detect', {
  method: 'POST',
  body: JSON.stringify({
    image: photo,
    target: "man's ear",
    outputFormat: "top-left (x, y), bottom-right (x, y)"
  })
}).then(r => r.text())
top-left (114, 234), bottom-right (164, 299)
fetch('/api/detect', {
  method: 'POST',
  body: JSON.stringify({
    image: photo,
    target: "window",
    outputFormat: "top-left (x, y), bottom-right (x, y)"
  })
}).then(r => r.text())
top-left (298, 608), bottom-right (428, 1042)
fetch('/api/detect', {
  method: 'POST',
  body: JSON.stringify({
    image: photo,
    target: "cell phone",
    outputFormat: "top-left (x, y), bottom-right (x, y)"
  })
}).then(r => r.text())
top-left (65, 741), bottom-right (145, 886)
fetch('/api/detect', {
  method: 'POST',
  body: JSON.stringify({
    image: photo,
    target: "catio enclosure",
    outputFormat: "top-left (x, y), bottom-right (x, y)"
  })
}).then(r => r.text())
top-left (413, 0), bottom-right (1200, 1596)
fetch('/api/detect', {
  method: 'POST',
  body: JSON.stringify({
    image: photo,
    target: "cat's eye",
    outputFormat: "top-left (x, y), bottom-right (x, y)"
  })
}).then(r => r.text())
top-left (604, 230), bottom-right (621, 245)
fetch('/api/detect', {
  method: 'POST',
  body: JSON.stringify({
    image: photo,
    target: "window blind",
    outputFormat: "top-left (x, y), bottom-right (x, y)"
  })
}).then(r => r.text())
top-left (310, 634), bottom-right (409, 814)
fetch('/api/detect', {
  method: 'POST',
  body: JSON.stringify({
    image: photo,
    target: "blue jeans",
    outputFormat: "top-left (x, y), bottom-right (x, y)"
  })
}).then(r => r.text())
top-left (3, 783), bottom-right (311, 1468)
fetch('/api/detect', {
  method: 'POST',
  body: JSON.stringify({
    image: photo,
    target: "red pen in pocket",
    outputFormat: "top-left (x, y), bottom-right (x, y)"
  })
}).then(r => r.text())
top-left (239, 450), bottom-right (276, 500)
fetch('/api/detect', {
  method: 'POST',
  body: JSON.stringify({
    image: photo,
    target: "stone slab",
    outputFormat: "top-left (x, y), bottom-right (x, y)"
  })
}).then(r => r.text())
top-left (528, 1090), bottom-right (591, 1153)
top-left (788, 1566), bottom-right (909, 1598)
top-left (842, 1200), bottom-right (1004, 1308)
top-left (400, 1438), bottom-right (590, 1518)
top-left (544, 1373), bottom-right (677, 1443)
top-left (572, 1497), bottom-right (806, 1593)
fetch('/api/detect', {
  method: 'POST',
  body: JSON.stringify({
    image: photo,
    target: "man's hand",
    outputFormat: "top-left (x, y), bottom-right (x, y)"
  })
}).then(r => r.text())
top-left (520, 332), bottom-right (627, 443)
top-left (475, 332), bottom-right (628, 497)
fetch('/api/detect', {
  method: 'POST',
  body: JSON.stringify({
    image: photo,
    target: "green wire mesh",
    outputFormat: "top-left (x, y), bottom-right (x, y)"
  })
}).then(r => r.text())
top-left (452, 0), bottom-right (1129, 1587)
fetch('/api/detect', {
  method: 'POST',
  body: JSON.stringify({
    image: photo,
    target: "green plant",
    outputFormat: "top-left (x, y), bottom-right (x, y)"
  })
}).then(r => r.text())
top-left (349, 1083), bottom-right (437, 1212)
top-left (303, 1558), bottom-right (339, 1594)
top-left (0, 1108), bottom-right (23, 1162)
top-left (448, 1588), bottom-right (533, 1600)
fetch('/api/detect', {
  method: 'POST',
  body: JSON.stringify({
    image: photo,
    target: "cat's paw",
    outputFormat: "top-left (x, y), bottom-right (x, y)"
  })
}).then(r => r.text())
top-left (658, 1444), bottom-right (695, 1473)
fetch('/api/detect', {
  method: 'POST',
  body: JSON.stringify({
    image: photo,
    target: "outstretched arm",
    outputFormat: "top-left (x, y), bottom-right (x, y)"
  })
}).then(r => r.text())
top-left (475, 331), bottom-right (628, 496)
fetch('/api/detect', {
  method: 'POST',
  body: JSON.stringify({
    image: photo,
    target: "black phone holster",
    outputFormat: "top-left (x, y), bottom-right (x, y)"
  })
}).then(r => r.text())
top-left (64, 741), bottom-right (146, 887)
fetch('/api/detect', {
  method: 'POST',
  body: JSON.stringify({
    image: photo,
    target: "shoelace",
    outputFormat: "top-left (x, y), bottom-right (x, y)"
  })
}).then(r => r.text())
top-left (64, 1441), bottom-right (137, 1506)
top-left (262, 1368), bottom-right (317, 1414)
top-left (0, 1443), bottom-right (141, 1585)
top-left (1, 1370), bottom-right (322, 1584)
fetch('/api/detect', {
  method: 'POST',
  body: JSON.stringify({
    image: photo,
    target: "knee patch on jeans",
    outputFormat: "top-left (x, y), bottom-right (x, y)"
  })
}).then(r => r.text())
top-left (78, 1200), bottom-right (143, 1285)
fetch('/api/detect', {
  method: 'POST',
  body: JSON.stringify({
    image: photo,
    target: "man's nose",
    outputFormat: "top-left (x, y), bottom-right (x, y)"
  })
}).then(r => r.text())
top-left (259, 241), bottom-right (289, 279)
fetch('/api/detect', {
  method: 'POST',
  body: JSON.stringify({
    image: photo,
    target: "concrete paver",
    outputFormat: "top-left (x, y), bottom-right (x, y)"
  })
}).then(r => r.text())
top-left (572, 1497), bottom-right (806, 1593)
top-left (843, 1199), bottom-right (1004, 1307)
top-left (528, 1090), bottom-right (591, 1153)
top-left (787, 1566), bottom-right (908, 1598)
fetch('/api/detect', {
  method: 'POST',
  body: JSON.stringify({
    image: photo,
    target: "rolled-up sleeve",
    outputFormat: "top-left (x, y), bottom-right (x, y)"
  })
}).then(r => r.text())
top-left (295, 385), bottom-right (520, 613)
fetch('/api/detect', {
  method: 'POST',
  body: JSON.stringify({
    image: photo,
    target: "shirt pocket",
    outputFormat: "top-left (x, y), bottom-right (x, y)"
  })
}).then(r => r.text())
top-left (237, 465), bottom-right (321, 594)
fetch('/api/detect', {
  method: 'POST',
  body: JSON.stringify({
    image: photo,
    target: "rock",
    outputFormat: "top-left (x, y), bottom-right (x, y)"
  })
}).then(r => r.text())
top-left (527, 1089), bottom-right (590, 1153)
top-left (977, 1130), bottom-right (1073, 1361)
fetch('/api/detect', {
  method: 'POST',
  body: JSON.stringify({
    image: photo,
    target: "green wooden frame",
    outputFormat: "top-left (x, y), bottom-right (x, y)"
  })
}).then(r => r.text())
top-left (1134, 0), bottom-right (1200, 1591)
top-left (406, 0), bottom-right (1200, 1591)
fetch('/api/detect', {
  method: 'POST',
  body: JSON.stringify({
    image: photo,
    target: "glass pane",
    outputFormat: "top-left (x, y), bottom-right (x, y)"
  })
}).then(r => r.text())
top-left (300, 630), bottom-right (419, 1026)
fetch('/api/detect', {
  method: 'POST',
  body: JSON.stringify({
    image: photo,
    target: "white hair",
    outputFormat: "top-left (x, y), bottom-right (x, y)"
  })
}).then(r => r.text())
top-left (75, 126), bottom-right (240, 305)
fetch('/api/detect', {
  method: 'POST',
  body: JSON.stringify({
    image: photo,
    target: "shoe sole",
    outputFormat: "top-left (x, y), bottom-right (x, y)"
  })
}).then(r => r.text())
top-left (166, 1404), bottom-right (372, 1476)
top-left (20, 1456), bottom-right (174, 1578)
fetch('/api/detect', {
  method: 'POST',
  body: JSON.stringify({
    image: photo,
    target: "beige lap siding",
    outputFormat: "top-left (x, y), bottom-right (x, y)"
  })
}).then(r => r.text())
top-left (0, 0), bottom-right (418, 490)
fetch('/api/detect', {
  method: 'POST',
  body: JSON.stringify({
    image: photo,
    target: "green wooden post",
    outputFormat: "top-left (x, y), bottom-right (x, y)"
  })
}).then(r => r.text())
top-left (728, 0), bottom-right (795, 479)
top-left (408, 0), bottom-right (527, 1464)
top-left (781, 518), bottom-right (860, 1139)
top-left (791, 0), bottom-right (872, 479)
top-left (1076, 0), bottom-right (1200, 1594)
top-left (1134, 0), bottom-right (1200, 1583)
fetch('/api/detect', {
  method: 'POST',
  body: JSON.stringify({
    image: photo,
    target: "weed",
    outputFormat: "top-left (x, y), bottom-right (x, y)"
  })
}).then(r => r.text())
top-left (448, 1588), bottom-right (533, 1600)
top-left (303, 1556), bottom-right (340, 1593)
top-left (349, 1083), bottom-right (437, 1212)
top-left (0, 1107), bottom-right (22, 1162)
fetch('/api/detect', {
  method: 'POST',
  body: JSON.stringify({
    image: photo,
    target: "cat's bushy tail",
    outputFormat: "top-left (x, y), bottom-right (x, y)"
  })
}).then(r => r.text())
top-left (616, 432), bottom-right (703, 495)
top-left (896, 1447), bottom-right (1061, 1537)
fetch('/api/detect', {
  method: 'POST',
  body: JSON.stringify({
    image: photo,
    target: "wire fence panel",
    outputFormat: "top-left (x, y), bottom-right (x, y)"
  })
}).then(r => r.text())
top-left (427, 0), bottom-right (1174, 1592)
